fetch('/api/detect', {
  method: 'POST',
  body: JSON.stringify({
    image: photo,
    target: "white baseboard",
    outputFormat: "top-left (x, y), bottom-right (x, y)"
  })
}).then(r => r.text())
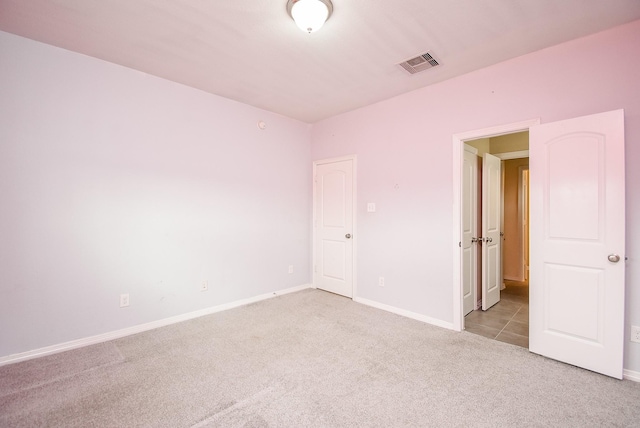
top-left (354, 296), bottom-right (455, 331)
top-left (354, 297), bottom-right (640, 381)
top-left (0, 283), bottom-right (313, 367)
top-left (623, 369), bottom-right (640, 382)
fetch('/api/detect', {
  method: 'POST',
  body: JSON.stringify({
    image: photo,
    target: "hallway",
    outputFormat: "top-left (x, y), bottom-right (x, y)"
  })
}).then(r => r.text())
top-left (464, 280), bottom-right (529, 348)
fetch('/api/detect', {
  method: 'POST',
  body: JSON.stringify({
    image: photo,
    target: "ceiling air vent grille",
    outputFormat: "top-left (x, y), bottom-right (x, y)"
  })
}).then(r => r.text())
top-left (399, 52), bottom-right (440, 74)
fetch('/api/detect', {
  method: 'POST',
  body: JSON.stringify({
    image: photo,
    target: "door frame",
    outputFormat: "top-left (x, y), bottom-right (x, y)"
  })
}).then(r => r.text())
top-left (519, 165), bottom-right (530, 281)
top-left (452, 119), bottom-right (539, 332)
top-left (498, 157), bottom-right (530, 282)
top-left (312, 155), bottom-right (358, 298)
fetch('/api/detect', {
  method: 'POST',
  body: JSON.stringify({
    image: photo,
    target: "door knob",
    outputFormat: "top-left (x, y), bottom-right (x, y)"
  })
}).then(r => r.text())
top-left (345, 233), bottom-right (351, 239)
top-left (608, 254), bottom-right (620, 263)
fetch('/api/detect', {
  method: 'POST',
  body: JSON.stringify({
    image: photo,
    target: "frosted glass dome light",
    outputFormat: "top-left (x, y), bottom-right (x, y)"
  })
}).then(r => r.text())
top-left (287, 0), bottom-right (333, 33)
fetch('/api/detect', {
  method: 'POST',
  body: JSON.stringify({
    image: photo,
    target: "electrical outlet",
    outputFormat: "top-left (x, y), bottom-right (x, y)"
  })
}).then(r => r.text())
top-left (200, 281), bottom-right (209, 292)
top-left (288, 265), bottom-right (294, 274)
top-left (378, 276), bottom-right (385, 287)
top-left (120, 293), bottom-right (129, 308)
top-left (631, 325), bottom-right (640, 343)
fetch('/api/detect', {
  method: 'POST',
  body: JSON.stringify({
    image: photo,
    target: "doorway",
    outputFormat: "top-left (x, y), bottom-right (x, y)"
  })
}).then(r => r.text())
top-left (463, 132), bottom-right (530, 347)
top-left (452, 111), bottom-right (625, 379)
top-left (451, 118), bottom-right (539, 334)
top-left (312, 156), bottom-right (357, 298)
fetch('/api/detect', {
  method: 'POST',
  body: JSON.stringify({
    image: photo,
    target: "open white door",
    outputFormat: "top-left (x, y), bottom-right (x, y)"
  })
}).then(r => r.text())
top-left (462, 148), bottom-right (478, 315)
top-left (314, 158), bottom-right (354, 298)
top-left (482, 153), bottom-right (501, 310)
top-left (530, 109), bottom-right (625, 379)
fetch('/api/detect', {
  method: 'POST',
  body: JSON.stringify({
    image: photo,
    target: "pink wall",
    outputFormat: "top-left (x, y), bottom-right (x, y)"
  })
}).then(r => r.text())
top-left (0, 31), bottom-right (311, 358)
top-left (311, 20), bottom-right (640, 372)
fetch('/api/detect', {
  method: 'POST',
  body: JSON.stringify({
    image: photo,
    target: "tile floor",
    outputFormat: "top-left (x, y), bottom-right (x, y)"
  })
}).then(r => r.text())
top-left (464, 280), bottom-right (529, 348)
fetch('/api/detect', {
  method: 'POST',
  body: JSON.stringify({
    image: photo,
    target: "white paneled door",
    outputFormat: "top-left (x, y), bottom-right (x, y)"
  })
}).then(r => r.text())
top-left (482, 153), bottom-right (502, 310)
top-left (462, 148), bottom-right (478, 315)
top-left (314, 158), bottom-right (354, 298)
top-left (530, 110), bottom-right (625, 379)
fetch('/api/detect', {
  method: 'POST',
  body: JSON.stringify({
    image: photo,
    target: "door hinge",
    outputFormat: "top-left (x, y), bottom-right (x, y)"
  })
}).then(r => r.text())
top-left (459, 241), bottom-right (461, 248)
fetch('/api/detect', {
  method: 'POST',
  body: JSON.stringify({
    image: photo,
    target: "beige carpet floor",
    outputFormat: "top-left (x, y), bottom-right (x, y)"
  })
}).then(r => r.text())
top-left (1, 288), bottom-right (639, 427)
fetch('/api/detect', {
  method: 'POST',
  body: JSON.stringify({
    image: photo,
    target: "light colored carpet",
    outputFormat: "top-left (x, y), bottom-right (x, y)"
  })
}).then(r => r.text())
top-left (1, 288), bottom-right (639, 427)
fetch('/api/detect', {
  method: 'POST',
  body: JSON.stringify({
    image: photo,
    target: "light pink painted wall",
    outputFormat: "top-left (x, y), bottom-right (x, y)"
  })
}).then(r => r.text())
top-left (311, 20), bottom-right (640, 372)
top-left (0, 31), bottom-right (311, 358)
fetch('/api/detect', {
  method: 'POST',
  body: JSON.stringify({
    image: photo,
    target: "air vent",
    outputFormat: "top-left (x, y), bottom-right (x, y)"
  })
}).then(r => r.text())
top-left (399, 52), bottom-right (440, 74)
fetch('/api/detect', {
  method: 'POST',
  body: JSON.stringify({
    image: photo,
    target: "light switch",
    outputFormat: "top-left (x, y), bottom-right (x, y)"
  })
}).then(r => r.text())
top-left (367, 203), bottom-right (376, 213)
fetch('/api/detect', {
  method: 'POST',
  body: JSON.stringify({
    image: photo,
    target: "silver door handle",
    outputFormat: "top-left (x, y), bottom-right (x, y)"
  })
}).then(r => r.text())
top-left (608, 254), bottom-right (620, 263)
top-left (471, 237), bottom-right (478, 243)
top-left (345, 234), bottom-right (351, 239)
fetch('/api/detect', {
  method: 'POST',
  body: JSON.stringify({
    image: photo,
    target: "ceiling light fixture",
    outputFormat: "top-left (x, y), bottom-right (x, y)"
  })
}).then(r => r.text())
top-left (286, 0), bottom-right (333, 34)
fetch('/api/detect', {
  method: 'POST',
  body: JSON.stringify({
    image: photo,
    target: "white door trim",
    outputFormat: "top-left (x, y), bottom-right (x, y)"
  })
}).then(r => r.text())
top-left (464, 144), bottom-right (479, 155)
top-left (452, 119), bottom-right (540, 331)
top-left (519, 165), bottom-right (530, 282)
top-left (312, 155), bottom-right (358, 298)
top-left (495, 150), bottom-right (529, 160)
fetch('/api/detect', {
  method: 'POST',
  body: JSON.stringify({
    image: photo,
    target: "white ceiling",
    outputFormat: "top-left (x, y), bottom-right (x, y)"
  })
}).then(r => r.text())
top-left (2, 0), bottom-right (640, 123)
